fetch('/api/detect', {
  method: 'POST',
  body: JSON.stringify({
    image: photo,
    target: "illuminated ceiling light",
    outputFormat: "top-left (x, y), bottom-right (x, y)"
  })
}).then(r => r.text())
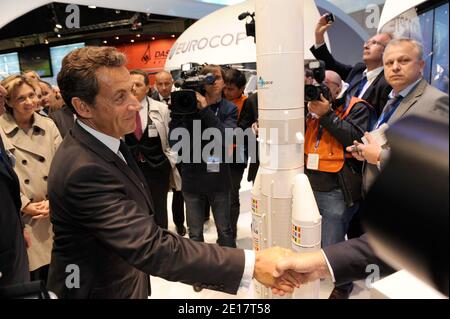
top-left (136, 34), bottom-right (141, 38)
top-left (130, 39), bottom-right (135, 43)
top-left (44, 39), bottom-right (49, 44)
top-left (151, 37), bottom-right (155, 40)
top-left (115, 36), bottom-right (119, 40)
top-left (103, 40), bottom-right (107, 44)
top-left (57, 34), bottom-right (61, 38)
top-left (171, 34), bottom-right (176, 38)
top-left (88, 5), bottom-right (96, 9)
top-left (55, 24), bottom-right (63, 29)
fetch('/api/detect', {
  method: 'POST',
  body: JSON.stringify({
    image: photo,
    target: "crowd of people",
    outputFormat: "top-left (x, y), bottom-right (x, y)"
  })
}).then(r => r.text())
top-left (0, 13), bottom-right (448, 299)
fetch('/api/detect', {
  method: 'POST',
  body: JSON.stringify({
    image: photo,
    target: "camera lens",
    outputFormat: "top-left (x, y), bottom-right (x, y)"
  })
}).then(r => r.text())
top-left (305, 84), bottom-right (320, 101)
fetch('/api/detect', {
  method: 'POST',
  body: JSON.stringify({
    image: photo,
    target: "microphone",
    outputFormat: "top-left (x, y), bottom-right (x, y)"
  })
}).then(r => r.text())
top-left (238, 12), bottom-right (251, 20)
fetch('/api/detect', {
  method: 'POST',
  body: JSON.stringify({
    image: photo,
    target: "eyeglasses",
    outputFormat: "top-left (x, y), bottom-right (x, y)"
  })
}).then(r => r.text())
top-left (364, 40), bottom-right (386, 48)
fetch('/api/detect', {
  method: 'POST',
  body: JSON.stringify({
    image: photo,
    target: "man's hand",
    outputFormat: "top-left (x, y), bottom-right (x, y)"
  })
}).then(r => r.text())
top-left (195, 92), bottom-right (208, 110)
top-left (315, 14), bottom-right (333, 45)
top-left (272, 251), bottom-right (332, 296)
top-left (307, 94), bottom-right (331, 117)
top-left (346, 133), bottom-right (381, 165)
top-left (254, 247), bottom-right (300, 294)
top-left (346, 142), bottom-right (365, 161)
top-left (251, 121), bottom-right (259, 136)
top-left (22, 201), bottom-right (50, 220)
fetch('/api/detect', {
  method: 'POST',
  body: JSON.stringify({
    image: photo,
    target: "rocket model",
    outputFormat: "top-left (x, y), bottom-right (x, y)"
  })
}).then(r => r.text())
top-left (251, 0), bottom-right (322, 299)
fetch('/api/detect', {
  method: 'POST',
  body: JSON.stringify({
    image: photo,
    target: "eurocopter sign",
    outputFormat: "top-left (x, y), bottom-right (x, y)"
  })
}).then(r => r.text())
top-left (165, 0), bottom-right (256, 70)
top-left (165, 0), bottom-right (321, 71)
top-left (168, 32), bottom-right (249, 60)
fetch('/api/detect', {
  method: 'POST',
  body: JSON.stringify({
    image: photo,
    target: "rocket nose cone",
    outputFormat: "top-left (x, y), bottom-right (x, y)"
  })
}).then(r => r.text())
top-left (292, 173), bottom-right (321, 221)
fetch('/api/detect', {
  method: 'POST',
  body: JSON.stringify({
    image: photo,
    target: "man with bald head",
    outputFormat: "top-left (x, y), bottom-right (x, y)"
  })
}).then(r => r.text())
top-left (304, 69), bottom-right (374, 298)
top-left (152, 71), bottom-right (174, 104)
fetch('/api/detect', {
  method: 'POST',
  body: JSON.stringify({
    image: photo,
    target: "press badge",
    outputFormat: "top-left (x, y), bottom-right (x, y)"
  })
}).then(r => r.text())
top-left (148, 124), bottom-right (158, 138)
top-left (306, 153), bottom-right (319, 170)
top-left (207, 156), bottom-right (220, 173)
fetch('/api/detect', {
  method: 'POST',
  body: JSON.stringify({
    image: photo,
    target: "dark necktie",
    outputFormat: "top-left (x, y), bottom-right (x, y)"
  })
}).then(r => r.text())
top-left (163, 98), bottom-right (170, 105)
top-left (353, 75), bottom-right (368, 97)
top-left (119, 141), bottom-right (143, 179)
top-left (134, 112), bottom-right (143, 140)
top-left (375, 95), bottom-right (404, 129)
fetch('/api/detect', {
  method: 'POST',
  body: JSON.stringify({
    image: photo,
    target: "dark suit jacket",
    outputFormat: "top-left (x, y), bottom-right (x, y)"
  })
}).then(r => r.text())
top-left (47, 123), bottom-right (245, 299)
top-left (323, 234), bottom-right (393, 285)
top-left (238, 93), bottom-right (259, 182)
top-left (310, 44), bottom-right (391, 117)
top-left (0, 136), bottom-right (29, 288)
top-left (49, 105), bottom-right (75, 138)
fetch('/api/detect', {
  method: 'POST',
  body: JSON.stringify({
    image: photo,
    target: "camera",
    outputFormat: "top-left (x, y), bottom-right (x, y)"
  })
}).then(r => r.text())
top-left (325, 13), bottom-right (335, 24)
top-left (171, 63), bottom-right (217, 116)
top-left (174, 63), bottom-right (216, 96)
top-left (304, 60), bottom-right (331, 102)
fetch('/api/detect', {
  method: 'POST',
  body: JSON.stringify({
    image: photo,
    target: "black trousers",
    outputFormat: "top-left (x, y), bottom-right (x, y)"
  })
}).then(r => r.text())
top-left (141, 163), bottom-right (171, 229)
top-left (230, 165), bottom-right (245, 240)
top-left (171, 190), bottom-right (185, 228)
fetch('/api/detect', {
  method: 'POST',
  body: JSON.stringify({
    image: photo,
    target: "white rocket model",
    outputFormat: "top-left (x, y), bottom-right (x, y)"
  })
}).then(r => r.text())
top-left (251, 0), bottom-right (322, 299)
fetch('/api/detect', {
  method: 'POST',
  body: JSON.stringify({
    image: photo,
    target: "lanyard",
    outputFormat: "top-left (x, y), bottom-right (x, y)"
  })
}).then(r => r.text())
top-left (314, 126), bottom-right (324, 151)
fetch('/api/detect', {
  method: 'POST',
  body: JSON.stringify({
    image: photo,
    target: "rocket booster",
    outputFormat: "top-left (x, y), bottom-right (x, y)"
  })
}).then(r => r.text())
top-left (291, 174), bottom-right (322, 299)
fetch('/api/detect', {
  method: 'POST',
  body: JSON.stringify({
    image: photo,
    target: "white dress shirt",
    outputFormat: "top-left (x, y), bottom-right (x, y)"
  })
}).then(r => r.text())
top-left (358, 66), bottom-right (384, 98)
top-left (138, 97), bottom-right (150, 133)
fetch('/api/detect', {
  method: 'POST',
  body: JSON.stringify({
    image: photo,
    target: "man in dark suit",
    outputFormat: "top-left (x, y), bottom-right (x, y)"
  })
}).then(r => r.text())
top-left (151, 70), bottom-right (186, 236)
top-left (0, 85), bottom-right (30, 289)
top-left (47, 46), bottom-right (297, 299)
top-left (49, 104), bottom-right (75, 138)
top-left (310, 14), bottom-right (392, 117)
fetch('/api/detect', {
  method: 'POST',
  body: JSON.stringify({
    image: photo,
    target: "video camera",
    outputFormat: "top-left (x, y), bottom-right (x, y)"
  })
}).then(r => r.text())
top-left (304, 60), bottom-right (331, 102)
top-left (171, 63), bottom-right (216, 116)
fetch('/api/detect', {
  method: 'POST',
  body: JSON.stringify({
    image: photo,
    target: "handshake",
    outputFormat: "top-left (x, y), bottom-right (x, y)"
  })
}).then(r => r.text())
top-left (253, 247), bottom-right (331, 296)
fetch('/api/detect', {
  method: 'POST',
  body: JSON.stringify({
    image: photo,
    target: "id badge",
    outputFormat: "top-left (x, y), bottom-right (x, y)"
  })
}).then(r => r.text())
top-left (306, 153), bottom-right (319, 170)
top-left (148, 124), bottom-right (158, 138)
top-left (207, 156), bottom-right (220, 173)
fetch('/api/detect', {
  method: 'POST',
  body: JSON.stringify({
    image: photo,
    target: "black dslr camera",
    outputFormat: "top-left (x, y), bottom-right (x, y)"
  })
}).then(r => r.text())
top-left (304, 60), bottom-right (331, 102)
top-left (171, 63), bottom-right (216, 116)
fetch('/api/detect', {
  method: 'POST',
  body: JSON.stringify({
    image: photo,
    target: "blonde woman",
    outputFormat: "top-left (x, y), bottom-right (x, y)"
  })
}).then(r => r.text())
top-left (0, 75), bottom-right (62, 283)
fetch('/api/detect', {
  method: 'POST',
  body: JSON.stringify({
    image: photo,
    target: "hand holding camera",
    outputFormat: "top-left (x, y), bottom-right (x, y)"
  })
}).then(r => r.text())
top-left (307, 94), bottom-right (332, 117)
top-left (315, 13), bottom-right (334, 45)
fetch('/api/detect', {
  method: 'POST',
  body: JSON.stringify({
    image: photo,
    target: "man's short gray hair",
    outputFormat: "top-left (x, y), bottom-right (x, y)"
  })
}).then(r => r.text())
top-left (385, 38), bottom-right (424, 60)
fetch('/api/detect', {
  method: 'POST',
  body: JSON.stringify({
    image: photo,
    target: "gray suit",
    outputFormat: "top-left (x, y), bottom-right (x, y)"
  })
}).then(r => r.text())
top-left (363, 78), bottom-right (449, 193)
top-left (47, 123), bottom-right (245, 299)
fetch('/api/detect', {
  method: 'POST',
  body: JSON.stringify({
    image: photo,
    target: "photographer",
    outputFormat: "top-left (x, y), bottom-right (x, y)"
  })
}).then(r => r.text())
top-left (304, 70), bottom-right (374, 299)
top-left (169, 65), bottom-right (237, 248)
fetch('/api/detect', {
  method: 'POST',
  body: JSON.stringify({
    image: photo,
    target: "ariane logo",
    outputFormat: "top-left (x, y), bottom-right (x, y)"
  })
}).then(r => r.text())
top-left (258, 77), bottom-right (273, 89)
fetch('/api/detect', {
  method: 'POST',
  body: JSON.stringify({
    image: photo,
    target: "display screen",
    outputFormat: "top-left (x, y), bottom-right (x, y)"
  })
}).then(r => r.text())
top-left (19, 46), bottom-right (53, 77)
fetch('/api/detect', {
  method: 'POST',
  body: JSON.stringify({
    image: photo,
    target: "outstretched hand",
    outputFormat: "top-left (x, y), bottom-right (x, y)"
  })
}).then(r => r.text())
top-left (271, 251), bottom-right (332, 296)
top-left (254, 247), bottom-right (300, 294)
